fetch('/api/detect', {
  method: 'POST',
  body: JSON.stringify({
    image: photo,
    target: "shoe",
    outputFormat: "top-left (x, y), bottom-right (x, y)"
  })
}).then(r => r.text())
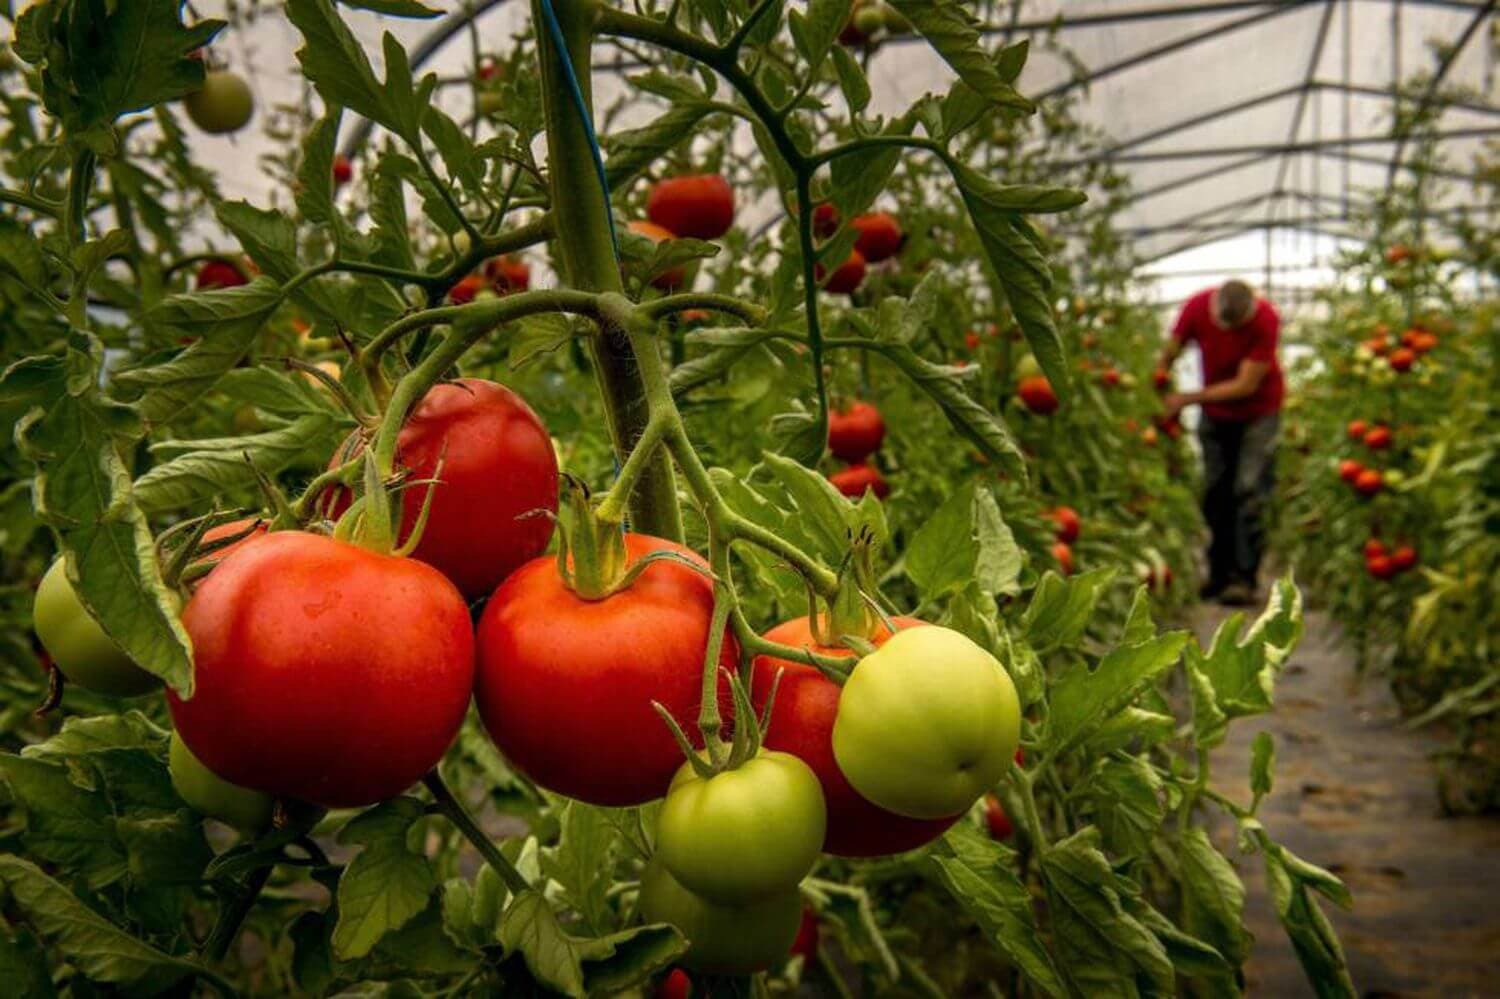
top-left (1218, 581), bottom-right (1257, 606)
top-left (1199, 579), bottom-right (1228, 600)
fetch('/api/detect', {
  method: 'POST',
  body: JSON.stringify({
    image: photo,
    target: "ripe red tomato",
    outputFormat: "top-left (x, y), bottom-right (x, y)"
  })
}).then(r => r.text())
top-left (1363, 425), bottom-right (1392, 450)
top-left (1412, 331), bottom-right (1439, 353)
top-left (850, 212), bottom-right (902, 262)
top-left (628, 220), bottom-right (687, 290)
top-left (1366, 554), bottom-right (1397, 580)
top-left (1363, 538), bottom-right (1387, 561)
top-left (1388, 347), bottom-right (1415, 372)
top-left (817, 249), bottom-right (866, 294)
top-left (1346, 419), bottom-right (1368, 441)
top-left (1363, 336), bottom-right (1389, 356)
top-left (474, 534), bottom-right (736, 806)
top-left (1391, 545), bottom-right (1418, 572)
top-left (647, 174), bottom-right (735, 240)
top-left (1385, 244), bottom-right (1412, 265)
top-left (1046, 505), bottom-right (1080, 544)
top-left (751, 616), bottom-right (960, 857)
top-left (449, 273), bottom-right (484, 304)
top-left (196, 259), bottom-right (247, 291)
top-left (1338, 459), bottom-right (1364, 484)
top-left (964, 331), bottom-right (981, 351)
top-left (1354, 468), bottom-right (1383, 496)
top-left (332, 154), bottom-right (353, 186)
top-left (169, 531), bottom-right (475, 808)
top-left (828, 463), bottom-right (889, 500)
top-left (1152, 367), bottom-right (1171, 392)
top-left (484, 255), bottom-right (530, 293)
top-left (655, 969), bottom-right (692, 999)
top-left (827, 401), bottom-right (885, 462)
top-left (323, 379), bottom-right (557, 601)
top-left (1017, 375), bottom-right (1058, 415)
top-left (477, 60), bottom-right (503, 82)
top-left (1100, 368), bottom-right (1121, 388)
top-left (790, 908), bottom-right (819, 960)
top-left (813, 202), bottom-right (839, 238)
top-left (1051, 541), bottom-right (1074, 575)
top-left (983, 794), bottom-right (1013, 840)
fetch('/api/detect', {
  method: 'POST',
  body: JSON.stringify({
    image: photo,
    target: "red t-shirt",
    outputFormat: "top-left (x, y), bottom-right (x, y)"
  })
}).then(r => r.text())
top-left (1171, 288), bottom-right (1284, 421)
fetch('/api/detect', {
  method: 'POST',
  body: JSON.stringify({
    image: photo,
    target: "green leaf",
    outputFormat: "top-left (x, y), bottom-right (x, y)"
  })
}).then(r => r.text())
top-left (1250, 732), bottom-right (1275, 801)
top-left (888, 0), bottom-right (1034, 112)
top-left (115, 278), bottom-right (285, 425)
top-left (296, 109), bottom-right (343, 228)
top-left (0, 856), bottom-right (212, 995)
top-left (286, 0), bottom-right (434, 143)
top-left (1260, 840), bottom-right (1356, 998)
top-left (1049, 630), bottom-right (1190, 756)
top-left (540, 801), bottom-right (621, 934)
top-left (830, 43), bottom-right (871, 112)
top-left (1179, 828), bottom-right (1251, 974)
top-left (1079, 707), bottom-right (1175, 756)
top-left (498, 890), bottom-right (686, 998)
top-left (931, 824), bottom-right (1064, 997)
top-left (22, 711), bottom-right (169, 760)
top-left (1189, 576), bottom-right (1304, 719)
top-left (9, 338), bottom-right (194, 694)
top-left (0, 215), bottom-right (51, 293)
top-left (133, 413), bottom-right (337, 515)
top-left (509, 314), bottom-right (576, 369)
top-left (342, 0), bottom-right (442, 15)
top-left (333, 798), bottom-right (436, 960)
top-left (1079, 757), bottom-right (1163, 860)
top-left (905, 479), bottom-right (1010, 600)
top-left (790, 0), bottom-right (847, 71)
top-left (0, 755), bottom-right (127, 888)
top-left (1021, 567), bottom-right (1113, 653)
top-left (0, 926), bottom-right (55, 999)
top-left (604, 100), bottom-right (714, 190)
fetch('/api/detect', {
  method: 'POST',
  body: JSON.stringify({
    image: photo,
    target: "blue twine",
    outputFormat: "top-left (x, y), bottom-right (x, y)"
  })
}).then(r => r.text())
top-left (536, 0), bottom-right (621, 263)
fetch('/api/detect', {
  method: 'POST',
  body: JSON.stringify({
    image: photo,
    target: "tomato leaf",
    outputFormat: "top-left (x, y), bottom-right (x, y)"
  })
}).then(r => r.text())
top-left (0, 856), bottom-right (212, 994)
top-left (788, 0), bottom-right (846, 71)
top-left (0, 216), bottom-right (52, 294)
top-left (1178, 828), bottom-right (1251, 977)
top-left (340, 0), bottom-right (442, 15)
top-left (887, 0), bottom-right (1034, 113)
top-left (830, 43), bottom-right (872, 113)
top-left (905, 479), bottom-right (1021, 600)
top-left (1257, 839), bottom-right (1355, 994)
top-left (540, 801), bottom-right (622, 935)
top-left (1188, 574), bottom-right (1304, 719)
top-left (0, 925), bottom-right (53, 999)
top-left (8, 338), bottom-right (195, 695)
top-left (332, 797), bottom-right (437, 960)
top-left (498, 890), bottom-right (686, 998)
top-left (1022, 567), bottom-right (1113, 653)
top-left (1077, 756), bottom-right (1163, 860)
top-left (1048, 630), bottom-right (1190, 757)
top-left (930, 823), bottom-right (1065, 997)
top-left (605, 100), bottom-right (714, 191)
top-left (295, 109), bottom-right (343, 230)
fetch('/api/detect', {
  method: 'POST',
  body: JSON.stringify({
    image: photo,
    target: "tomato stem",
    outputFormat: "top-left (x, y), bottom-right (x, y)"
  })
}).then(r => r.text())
top-left (422, 771), bottom-right (532, 896)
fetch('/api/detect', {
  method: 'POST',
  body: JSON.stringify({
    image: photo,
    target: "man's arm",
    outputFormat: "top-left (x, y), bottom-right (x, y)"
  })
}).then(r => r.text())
top-left (1157, 337), bottom-right (1185, 375)
top-left (1165, 358), bottom-right (1270, 416)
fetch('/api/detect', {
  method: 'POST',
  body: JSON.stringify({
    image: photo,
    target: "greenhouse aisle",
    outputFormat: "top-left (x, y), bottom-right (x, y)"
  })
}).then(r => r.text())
top-left (1200, 606), bottom-right (1500, 996)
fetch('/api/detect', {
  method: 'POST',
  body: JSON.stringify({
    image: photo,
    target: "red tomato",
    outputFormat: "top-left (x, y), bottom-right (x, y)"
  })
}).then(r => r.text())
top-left (323, 379), bottom-right (558, 601)
top-left (332, 155), bottom-right (353, 186)
top-left (1046, 506), bottom-right (1080, 544)
top-left (1346, 419), bottom-right (1368, 441)
top-left (1391, 545), bottom-right (1418, 572)
top-left (964, 331), bottom-right (981, 351)
top-left (628, 220), bottom-right (687, 290)
top-left (168, 532), bottom-right (475, 808)
top-left (1152, 367), bottom-right (1171, 392)
top-left (1413, 331), bottom-right (1439, 353)
top-left (1100, 368), bottom-right (1121, 388)
top-left (449, 273), bottom-right (485, 304)
top-left (484, 255), bottom-right (530, 293)
top-left (813, 202), bottom-right (839, 238)
top-left (647, 174), bottom-right (735, 240)
top-left (1051, 541), bottom-right (1074, 575)
top-left (195, 259), bottom-right (247, 291)
top-left (1385, 244), bottom-right (1412, 265)
top-left (1338, 459), bottom-right (1364, 484)
top-left (983, 794), bottom-right (1013, 840)
top-left (1363, 425), bottom-right (1392, 450)
top-left (790, 907), bottom-right (819, 960)
top-left (1388, 347), bottom-right (1415, 372)
top-left (1366, 554), bottom-right (1397, 580)
top-left (1018, 376), bottom-right (1058, 415)
top-left (828, 463), bottom-right (889, 500)
top-left (475, 534), bottom-right (736, 806)
top-left (1363, 538), bottom-right (1387, 561)
top-left (477, 60), bottom-right (503, 82)
top-left (751, 616), bottom-right (959, 857)
top-left (850, 212), bottom-right (902, 262)
top-left (827, 401), bottom-right (885, 462)
top-left (655, 969), bottom-right (692, 999)
top-left (1354, 468), bottom-right (1383, 496)
top-left (817, 249), bottom-right (866, 294)
top-left (1363, 336), bottom-right (1389, 356)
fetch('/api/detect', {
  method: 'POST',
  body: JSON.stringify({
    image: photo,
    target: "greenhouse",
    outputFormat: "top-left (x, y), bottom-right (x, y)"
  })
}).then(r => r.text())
top-left (0, 1), bottom-right (1495, 996)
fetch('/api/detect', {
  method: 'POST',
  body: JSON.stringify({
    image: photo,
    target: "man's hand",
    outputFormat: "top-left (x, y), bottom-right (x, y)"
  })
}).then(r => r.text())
top-left (1163, 393), bottom-right (1191, 419)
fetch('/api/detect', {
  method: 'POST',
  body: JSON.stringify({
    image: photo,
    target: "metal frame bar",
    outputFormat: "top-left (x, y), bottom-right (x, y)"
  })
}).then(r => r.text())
top-left (1140, 222), bottom-right (1359, 264)
top-left (1063, 125), bottom-right (1500, 164)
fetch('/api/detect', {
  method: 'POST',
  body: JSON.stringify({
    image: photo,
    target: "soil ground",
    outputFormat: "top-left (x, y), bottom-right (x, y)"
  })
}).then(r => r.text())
top-left (1195, 603), bottom-right (1500, 998)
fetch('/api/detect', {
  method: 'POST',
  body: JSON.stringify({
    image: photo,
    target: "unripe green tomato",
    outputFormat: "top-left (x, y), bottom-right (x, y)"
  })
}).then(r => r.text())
top-left (1353, 345), bottom-right (1374, 361)
top-left (656, 751), bottom-right (826, 904)
top-left (1013, 353), bottom-right (1042, 380)
top-left (452, 229), bottom-right (472, 257)
top-left (1384, 469), bottom-right (1406, 487)
top-left (33, 559), bottom-right (161, 697)
top-left (169, 732), bottom-right (274, 834)
top-left (833, 626), bottom-right (1020, 819)
top-left (637, 859), bottom-right (802, 975)
top-left (184, 70), bottom-right (255, 134)
top-left (852, 5), bottom-right (885, 36)
top-left (477, 90), bottom-right (504, 116)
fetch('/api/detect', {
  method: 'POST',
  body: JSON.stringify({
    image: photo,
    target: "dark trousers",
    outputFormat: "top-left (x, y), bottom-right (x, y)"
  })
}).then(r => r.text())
top-left (1198, 413), bottom-right (1279, 588)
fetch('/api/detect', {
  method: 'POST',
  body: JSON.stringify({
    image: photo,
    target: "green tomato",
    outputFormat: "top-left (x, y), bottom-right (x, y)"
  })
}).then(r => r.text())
top-left (852, 5), bottom-right (885, 36)
top-left (169, 732), bottom-right (274, 834)
top-left (833, 626), bottom-right (1020, 819)
top-left (656, 751), bottom-right (825, 904)
top-left (184, 70), bottom-right (254, 135)
top-left (638, 859), bottom-right (802, 975)
top-left (477, 90), bottom-right (505, 116)
top-left (1014, 353), bottom-right (1042, 380)
top-left (33, 559), bottom-right (161, 697)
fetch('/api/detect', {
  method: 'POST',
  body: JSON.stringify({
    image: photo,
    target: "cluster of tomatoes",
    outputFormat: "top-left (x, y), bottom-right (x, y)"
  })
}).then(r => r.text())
top-left (1352, 320), bottom-right (1441, 382)
top-left (1361, 537), bottom-right (1419, 582)
top-left (825, 401), bottom-right (889, 499)
top-left (1335, 417), bottom-right (1402, 498)
top-left (811, 204), bottom-right (904, 296)
top-left (1045, 505), bottom-right (1079, 576)
top-left (450, 254), bottom-right (532, 304)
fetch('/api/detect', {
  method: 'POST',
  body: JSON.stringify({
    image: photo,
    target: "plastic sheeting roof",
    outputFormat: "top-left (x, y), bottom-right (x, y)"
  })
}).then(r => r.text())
top-left (20, 1), bottom-right (1493, 314)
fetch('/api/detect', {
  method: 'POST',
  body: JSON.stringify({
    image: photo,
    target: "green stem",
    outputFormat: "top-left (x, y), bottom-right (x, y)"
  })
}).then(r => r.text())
top-left (536, 0), bottom-right (682, 540)
top-left (0, 187), bottom-right (61, 216)
top-left (639, 292), bottom-right (768, 324)
top-left (1012, 764), bottom-right (1048, 852)
top-left (423, 772), bottom-right (531, 895)
top-left (203, 863), bottom-right (273, 962)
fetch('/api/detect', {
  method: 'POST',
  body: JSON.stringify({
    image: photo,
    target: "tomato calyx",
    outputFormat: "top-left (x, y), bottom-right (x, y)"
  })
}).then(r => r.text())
top-left (159, 510), bottom-right (268, 589)
top-left (331, 451), bottom-right (445, 558)
top-left (655, 662), bottom-right (770, 781)
top-left (809, 525), bottom-right (889, 648)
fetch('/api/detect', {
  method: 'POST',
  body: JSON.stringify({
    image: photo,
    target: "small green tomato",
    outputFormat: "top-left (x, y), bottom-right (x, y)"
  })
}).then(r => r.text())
top-left (184, 70), bottom-right (255, 135)
top-left (33, 559), bottom-right (161, 697)
top-left (169, 732), bottom-right (274, 834)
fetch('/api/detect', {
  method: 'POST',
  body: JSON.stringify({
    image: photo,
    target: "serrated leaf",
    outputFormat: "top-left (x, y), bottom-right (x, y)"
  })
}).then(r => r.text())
top-left (1049, 631), bottom-right (1189, 756)
top-left (888, 0), bottom-right (1033, 112)
top-left (499, 891), bottom-right (685, 998)
top-left (296, 109), bottom-right (343, 227)
top-left (1021, 567), bottom-right (1113, 653)
top-left (286, 0), bottom-right (432, 142)
top-left (604, 102), bottom-right (714, 190)
top-left (0, 215), bottom-right (51, 292)
top-left (333, 798), bottom-right (436, 960)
